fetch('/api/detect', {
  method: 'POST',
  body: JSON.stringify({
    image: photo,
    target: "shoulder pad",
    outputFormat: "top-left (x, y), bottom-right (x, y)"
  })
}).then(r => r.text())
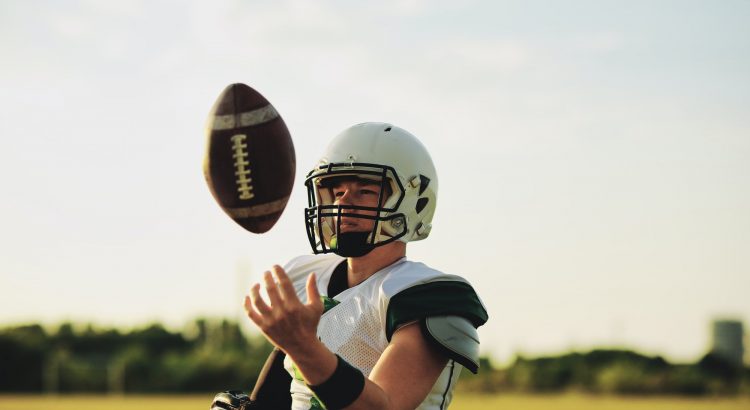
top-left (422, 316), bottom-right (481, 374)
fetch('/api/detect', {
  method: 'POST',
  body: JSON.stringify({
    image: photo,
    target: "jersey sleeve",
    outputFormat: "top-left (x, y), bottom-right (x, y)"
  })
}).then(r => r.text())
top-left (384, 280), bottom-right (488, 341)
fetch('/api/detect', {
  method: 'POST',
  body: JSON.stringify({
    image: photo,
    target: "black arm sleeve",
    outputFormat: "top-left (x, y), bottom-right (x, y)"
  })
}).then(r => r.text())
top-left (249, 348), bottom-right (292, 409)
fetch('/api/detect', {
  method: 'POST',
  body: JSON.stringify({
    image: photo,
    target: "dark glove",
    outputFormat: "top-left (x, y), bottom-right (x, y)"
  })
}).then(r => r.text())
top-left (210, 390), bottom-right (253, 410)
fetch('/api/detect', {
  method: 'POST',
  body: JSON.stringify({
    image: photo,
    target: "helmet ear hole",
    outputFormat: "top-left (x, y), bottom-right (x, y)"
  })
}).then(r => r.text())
top-left (416, 197), bottom-right (429, 214)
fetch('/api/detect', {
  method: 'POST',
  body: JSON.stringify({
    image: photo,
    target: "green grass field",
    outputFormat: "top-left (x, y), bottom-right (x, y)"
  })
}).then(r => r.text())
top-left (1, 393), bottom-right (748, 410)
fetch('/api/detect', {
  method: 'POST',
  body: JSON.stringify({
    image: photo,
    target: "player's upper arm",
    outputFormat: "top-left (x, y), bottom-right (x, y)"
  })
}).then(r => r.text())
top-left (366, 322), bottom-right (448, 410)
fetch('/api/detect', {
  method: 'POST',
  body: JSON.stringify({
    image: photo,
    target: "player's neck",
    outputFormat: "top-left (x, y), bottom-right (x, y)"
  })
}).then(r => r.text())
top-left (346, 242), bottom-right (405, 287)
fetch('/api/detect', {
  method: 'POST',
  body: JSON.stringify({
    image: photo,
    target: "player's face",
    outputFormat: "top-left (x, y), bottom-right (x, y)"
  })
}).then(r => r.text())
top-left (329, 179), bottom-right (384, 233)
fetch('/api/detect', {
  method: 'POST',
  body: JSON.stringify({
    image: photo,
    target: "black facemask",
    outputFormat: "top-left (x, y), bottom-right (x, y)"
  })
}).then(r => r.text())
top-left (330, 232), bottom-right (376, 257)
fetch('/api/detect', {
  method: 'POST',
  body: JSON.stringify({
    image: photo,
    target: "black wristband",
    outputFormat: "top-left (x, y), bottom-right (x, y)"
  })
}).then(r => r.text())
top-left (307, 355), bottom-right (365, 409)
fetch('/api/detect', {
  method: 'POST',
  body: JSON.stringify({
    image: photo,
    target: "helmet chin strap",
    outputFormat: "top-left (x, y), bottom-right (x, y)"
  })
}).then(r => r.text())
top-left (330, 231), bottom-right (376, 257)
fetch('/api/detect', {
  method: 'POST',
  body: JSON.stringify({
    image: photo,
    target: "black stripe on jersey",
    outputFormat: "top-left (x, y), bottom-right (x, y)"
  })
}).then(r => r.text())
top-left (327, 260), bottom-right (349, 297)
top-left (440, 360), bottom-right (455, 410)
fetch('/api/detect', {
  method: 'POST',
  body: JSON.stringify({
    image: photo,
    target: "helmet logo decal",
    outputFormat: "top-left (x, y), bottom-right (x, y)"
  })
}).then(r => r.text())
top-left (230, 134), bottom-right (254, 200)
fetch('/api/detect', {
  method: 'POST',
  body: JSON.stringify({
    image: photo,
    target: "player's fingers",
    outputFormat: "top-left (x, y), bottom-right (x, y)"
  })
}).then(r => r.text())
top-left (305, 273), bottom-right (322, 312)
top-left (263, 271), bottom-right (283, 308)
top-left (250, 283), bottom-right (272, 315)
top-left (244, 295), bottom-right (264, 326)
top-left (273, 265), bottom-right (299, 303)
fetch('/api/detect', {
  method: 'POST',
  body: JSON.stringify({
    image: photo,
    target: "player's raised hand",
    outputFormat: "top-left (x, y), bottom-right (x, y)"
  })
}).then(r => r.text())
top-left (244, 265), bottom-right (323, 356)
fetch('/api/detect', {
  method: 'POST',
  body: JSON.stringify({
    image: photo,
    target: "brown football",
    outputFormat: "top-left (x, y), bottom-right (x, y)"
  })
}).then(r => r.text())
top-left (204, 83), bottom-right (295, 233)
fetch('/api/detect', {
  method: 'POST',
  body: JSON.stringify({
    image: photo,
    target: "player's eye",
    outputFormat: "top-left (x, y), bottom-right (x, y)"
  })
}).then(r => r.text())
top-left (360, 189), bottom-right (377, 195)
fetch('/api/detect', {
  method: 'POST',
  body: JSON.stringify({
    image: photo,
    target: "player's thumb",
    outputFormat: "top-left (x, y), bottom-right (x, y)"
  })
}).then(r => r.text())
top-left (305, 273), bottom-right (322, 312)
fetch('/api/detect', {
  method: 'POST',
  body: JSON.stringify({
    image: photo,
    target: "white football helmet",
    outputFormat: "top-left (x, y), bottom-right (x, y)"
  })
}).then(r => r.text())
top-left (304, 122), bottom-right (438, 256)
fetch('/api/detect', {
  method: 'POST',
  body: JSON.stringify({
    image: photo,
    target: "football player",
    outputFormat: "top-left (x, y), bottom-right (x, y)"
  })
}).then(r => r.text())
top-left (212, 123), bottom-right (487, 410)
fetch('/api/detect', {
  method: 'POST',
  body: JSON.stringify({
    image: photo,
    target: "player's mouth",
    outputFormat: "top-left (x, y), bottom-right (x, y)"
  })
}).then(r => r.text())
top-left (338, 221), bottom-right (360, 232)
top-left (336, 215), bottom-right (374, 232)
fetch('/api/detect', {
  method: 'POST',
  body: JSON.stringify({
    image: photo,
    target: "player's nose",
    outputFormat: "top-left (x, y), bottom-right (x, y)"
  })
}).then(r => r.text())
top-left (336, 188), bottom-right (356, 205)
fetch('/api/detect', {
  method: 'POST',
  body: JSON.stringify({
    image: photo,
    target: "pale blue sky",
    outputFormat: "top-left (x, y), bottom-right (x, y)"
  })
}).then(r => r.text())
top-left (1, 0), bottom-right (748, 363)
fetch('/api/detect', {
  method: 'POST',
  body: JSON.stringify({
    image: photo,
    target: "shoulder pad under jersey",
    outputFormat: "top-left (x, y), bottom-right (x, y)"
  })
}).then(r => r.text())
top-left (422, 315), bottom-right (481, 374)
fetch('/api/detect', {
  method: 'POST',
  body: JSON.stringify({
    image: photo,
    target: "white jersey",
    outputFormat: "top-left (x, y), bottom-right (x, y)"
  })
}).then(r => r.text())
top-left (282, 254), bottom-right (482, 410)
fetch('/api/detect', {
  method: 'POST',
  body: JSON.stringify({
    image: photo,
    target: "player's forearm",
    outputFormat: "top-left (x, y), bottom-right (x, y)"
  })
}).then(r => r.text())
top-left (284, 338), bottom-right (338, 385)
top-left (342, 381), bottom-right (394, 410)
top-left (287, 340), bottom-right (394, 409)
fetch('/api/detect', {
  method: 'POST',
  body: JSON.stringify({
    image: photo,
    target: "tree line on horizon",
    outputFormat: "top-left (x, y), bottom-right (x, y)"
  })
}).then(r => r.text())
top-left (0, 320), bottom-right (748, 395)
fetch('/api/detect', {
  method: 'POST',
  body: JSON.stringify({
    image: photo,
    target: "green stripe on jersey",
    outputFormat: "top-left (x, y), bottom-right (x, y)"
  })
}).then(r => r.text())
top-left (310, 396), bottom-right (326, 409)
top-left (321, 296), bottom-right (340, 313)
top-left (385, 281), bottom-right (488, 341)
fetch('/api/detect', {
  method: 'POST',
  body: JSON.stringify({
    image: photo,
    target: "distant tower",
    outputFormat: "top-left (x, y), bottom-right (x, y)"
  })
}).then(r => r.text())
top-left (711, 320), bottom-right (744, 367)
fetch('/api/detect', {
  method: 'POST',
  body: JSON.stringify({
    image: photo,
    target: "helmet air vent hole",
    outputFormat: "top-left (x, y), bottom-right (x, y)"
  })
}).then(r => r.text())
top-left (416, 197), bottom-right (429, 213)
top-left (418, 175), bottom-right (430, 195)
top-left (384, 127), bottom-right (392, 132)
